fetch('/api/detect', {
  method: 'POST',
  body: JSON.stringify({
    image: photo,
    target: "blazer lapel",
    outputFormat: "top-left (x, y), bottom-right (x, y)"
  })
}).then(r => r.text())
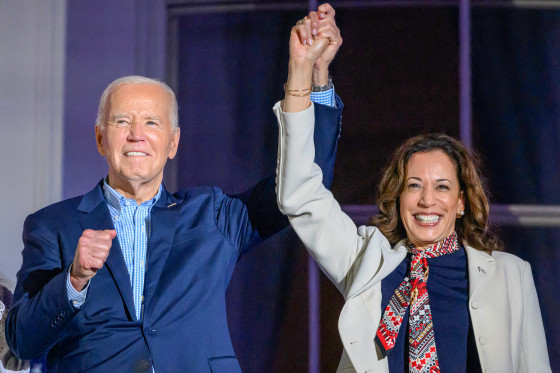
top-left (77, 182), bottom-right (137, 321)
top-left (143, 187), bottom-right (181, 313)
top-left (465, 245), bottom-right (495, 299)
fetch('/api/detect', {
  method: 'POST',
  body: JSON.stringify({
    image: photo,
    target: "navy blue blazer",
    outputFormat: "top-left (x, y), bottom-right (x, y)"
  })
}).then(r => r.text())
top-left (6, 100), bottom-right (342, 373)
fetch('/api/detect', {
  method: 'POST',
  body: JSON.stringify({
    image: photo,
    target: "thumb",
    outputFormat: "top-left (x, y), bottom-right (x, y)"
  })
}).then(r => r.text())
top-left (105, 229), bottom-right (117, 239)
top-left (308, 37), bottom-right (329, 59)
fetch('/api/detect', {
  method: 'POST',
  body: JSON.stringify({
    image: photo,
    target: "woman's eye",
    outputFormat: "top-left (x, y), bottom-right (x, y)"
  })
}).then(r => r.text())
top-left (436, 185), bottom-right (450, 190)
top-left (407, 183), bottom-right (422, 190)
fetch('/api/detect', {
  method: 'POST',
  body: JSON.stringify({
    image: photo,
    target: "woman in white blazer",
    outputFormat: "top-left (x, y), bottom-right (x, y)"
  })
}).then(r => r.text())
top-left (275, 8), bottom-right (551, 372)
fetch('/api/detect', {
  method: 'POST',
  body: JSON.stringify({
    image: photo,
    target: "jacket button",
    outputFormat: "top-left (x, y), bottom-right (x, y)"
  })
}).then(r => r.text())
top-left (471, 301), bottom-right (480, 309)
top-left (134, 359), bottom-right (151, 372)
top-left (479, 336), bottom-right (487, 345)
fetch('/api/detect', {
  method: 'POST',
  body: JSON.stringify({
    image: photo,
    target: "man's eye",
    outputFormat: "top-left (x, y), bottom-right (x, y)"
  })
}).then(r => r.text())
top-left (146, 121), bottom-right (158, 127)
top-left (115, 120), bottom-right (129, 127)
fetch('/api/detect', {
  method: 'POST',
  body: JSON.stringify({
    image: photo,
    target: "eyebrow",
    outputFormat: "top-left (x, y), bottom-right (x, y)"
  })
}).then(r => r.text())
top-left (406, 177), bottom-right (452, 183)
top-left (109, 113), bottom-right (161, 121)
top-left (110, 113), bottom-right (130, 120)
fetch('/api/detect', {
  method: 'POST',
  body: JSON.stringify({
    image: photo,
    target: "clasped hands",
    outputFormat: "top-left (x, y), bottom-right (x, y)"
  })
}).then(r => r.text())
top-left (289, 3), bottom-right (342, 86)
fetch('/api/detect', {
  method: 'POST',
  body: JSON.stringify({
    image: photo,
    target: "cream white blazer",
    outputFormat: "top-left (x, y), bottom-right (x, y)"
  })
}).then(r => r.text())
top-left (274, 102), bottom-right (552, 373)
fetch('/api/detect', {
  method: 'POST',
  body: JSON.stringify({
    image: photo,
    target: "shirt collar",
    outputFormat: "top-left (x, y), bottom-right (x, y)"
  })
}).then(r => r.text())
top-left (102, 177), bottom-right (162, 210)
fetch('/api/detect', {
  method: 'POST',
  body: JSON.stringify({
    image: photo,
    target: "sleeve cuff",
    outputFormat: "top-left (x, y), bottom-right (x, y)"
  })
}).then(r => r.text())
top-left (310, 87), bottom-right (336, 107)
top-left (66, 266), bottom-right (89, 309)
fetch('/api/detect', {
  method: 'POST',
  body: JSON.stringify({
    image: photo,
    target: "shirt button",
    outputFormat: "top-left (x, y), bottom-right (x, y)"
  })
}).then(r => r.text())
top-left (471, 301), bottom-right (480, 309)
top-left (144, 327), bottom-right (156, 335)
top-left (479, 336), bottom-right (487, 345)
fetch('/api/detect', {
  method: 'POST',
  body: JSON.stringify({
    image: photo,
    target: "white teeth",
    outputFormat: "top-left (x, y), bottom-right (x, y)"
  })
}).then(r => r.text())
top-left (125, 152), bottom-right (147, 156)
top-left (415, 214), bottom-right (440, 223)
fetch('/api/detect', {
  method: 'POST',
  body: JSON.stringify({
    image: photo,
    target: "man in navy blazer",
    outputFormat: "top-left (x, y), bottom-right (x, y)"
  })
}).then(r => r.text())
top-left (6, 9), bottom-right (343, 371)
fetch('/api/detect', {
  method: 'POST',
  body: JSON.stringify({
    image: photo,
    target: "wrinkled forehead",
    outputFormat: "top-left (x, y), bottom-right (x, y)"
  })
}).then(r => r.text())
top-left (106, 83), bottom-right (171, 116)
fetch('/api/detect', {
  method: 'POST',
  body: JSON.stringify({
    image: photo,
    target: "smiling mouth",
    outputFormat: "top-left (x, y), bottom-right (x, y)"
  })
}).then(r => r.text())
top-left (125, 152), bottom-right (148, 156)
top-left (414, 214), bottom-right (441, 224)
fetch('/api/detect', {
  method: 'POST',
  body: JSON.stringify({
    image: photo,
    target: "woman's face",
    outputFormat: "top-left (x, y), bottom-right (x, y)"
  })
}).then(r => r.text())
top-left (399, 150), bottom-right (464, 249)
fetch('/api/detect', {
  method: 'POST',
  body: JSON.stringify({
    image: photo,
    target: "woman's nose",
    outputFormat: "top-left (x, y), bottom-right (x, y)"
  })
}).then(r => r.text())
top-left (418, 188), bottom-right (435, 207)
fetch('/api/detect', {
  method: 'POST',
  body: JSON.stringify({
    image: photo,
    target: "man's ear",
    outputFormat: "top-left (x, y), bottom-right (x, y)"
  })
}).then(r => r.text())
top-left (95, 125), bottom-right (106, 156)
top-left (168, 128), bottom-right (180, 160)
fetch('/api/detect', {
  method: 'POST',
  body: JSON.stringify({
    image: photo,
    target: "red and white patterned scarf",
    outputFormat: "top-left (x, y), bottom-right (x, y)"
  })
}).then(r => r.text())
top-left (375, 232), bottom-right (460, 373)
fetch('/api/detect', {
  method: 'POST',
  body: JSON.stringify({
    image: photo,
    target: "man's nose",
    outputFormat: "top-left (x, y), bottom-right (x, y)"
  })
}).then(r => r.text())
top-left (127, 121), bottom-right (146, 140)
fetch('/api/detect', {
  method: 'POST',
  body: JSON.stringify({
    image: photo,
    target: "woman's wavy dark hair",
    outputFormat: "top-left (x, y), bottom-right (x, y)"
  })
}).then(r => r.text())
top-left (370, 133), bottom-right (502, 252)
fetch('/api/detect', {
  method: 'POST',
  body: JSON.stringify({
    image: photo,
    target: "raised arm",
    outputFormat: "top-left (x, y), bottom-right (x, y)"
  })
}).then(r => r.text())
top-left (275, 5), bottom-right (403, 299)
top-left (218, 5), bottom-right (345, 253)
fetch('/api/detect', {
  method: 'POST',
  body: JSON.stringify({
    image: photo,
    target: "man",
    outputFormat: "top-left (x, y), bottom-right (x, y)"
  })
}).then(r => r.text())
top-left (6, 5), bottom-right (342, 372)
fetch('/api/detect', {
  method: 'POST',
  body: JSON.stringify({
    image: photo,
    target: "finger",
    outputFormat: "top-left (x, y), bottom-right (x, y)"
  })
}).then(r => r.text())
top-left (307, 11), bottom-right (319, 35)
top-left (316, 27), bottom-right (341, 45)
top-left (82, 229), bottom-right (115, 241)
top-left (77, 234), bottom-right (113, 256)
top-left (293, 25), bottom-right (310, 45)
top-left (88, 249), bottom-right (110, 263)
top-left (316, 18), bottom-right (339, 37)
top-left (318, 3), bottom-right (335, 17)
top-left (307, 37), bottom-right (329, 58)
top-left (83, 257), bottom-right (105, 273)
top-left (303, 17), bottom-right (314, 45)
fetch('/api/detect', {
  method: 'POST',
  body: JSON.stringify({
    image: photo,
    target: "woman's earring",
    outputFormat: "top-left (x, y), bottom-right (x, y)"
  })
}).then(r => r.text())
top-left (456, 211), bottom-right (465, 219)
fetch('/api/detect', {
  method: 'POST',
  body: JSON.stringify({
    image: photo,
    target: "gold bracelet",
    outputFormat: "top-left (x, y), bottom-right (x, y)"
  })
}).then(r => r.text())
top-left (283, 83), bottom-right (311, 97)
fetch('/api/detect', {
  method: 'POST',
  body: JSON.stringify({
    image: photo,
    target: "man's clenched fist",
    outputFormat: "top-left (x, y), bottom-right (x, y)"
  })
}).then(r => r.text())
top-left (70, 229), bottom-right (117, 291)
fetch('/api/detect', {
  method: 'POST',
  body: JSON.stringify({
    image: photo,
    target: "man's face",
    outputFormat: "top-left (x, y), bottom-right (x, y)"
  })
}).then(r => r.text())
top-left (95, 83), bottom-right (180, 192)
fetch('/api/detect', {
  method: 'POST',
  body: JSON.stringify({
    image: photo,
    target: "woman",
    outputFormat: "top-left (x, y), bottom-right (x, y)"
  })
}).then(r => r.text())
top-left (274, 7), bottom-right (551, 372)
top-left (0, 285), bottom-right (29, 373)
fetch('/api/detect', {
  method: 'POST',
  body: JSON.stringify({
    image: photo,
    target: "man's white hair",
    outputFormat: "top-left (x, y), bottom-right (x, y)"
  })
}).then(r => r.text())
top-left (95, 75), bottom-right (179, 131)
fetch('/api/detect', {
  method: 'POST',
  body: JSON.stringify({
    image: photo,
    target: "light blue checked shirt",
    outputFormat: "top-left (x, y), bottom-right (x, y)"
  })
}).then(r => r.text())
top-left (66, 87), bottom-right (335, 314)
top-left (67, 181), bottom-right (161, 320)
top-left (310, 87), bottom-right (336, 107)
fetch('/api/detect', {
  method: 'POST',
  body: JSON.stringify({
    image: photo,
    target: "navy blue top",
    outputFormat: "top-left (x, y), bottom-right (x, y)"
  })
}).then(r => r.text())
top-left (381, 246), bottom-right (481, 372)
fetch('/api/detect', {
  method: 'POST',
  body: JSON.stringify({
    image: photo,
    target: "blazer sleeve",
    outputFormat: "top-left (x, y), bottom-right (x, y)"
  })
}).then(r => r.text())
top-left (274, 101), bottom-right (402, 298)
top-left (214, 98), bottom-right (344, 256)
top-left (519, 262), bottom-right (552, 372)
top-left (6, 213), bottom-right (78, 360)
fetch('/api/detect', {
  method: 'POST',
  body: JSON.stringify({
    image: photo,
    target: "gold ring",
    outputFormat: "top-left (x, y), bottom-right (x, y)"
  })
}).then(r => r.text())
top-left (296, 19), bottom-right (304, 25)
